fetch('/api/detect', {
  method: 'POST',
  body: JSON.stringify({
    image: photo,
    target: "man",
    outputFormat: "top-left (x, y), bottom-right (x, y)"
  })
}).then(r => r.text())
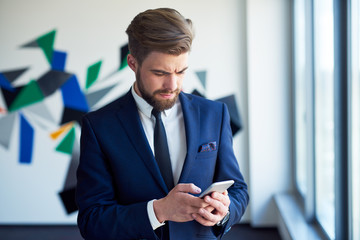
top-left (76, 8), bottom-right (249, 240)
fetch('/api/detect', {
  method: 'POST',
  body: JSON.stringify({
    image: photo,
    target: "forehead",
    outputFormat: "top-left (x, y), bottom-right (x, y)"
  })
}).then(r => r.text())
top-left (141, 51), bottom-right (189, 71)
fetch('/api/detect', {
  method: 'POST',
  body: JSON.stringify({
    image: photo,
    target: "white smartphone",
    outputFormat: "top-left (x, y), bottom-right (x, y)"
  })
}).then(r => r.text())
top-left (199, 180), bottom-right (235, 198)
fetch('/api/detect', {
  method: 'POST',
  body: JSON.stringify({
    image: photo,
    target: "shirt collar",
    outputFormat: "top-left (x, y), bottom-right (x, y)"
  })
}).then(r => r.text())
top-left (131, 84), bottom-right (175, 119)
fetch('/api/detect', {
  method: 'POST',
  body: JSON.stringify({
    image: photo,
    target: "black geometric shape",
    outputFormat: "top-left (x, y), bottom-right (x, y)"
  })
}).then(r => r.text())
top-left (60, 107), bottom-right (87, 125)
top-left (190, 89), bottom-right (242, 136)
top-left (21, 39), bottom-right (38, 48)
top-left (37, 70), bottom-right (73, 97)
top-left (229, 119), bottom-right (241, 136)
top-left (216, 94), bottom-right (243, 136)
top-left (191, 89), bottom-right (205, 98)
top-left (2, 67), bottom-right (29, 83)
top-left (59, 187), bottom-right (78, 214)
top-left (1, 86), bottom-right (23, 108)
top-left (119, 44), bottom-right (129, 70)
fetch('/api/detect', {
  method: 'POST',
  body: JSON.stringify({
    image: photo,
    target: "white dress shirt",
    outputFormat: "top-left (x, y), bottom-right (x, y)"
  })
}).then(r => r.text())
top-left (131, 86), bottom-right (187, 230)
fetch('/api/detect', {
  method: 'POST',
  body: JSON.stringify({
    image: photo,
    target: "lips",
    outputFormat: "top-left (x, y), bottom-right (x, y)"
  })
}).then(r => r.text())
top-left (158, 93), bottom-right (174, 99)
top-left (154, 88), bottom-right (180, 100)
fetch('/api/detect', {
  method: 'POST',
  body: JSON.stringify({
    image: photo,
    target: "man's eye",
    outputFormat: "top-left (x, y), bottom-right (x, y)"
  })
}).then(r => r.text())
top-left (154, 72), bottom-right (164, 76)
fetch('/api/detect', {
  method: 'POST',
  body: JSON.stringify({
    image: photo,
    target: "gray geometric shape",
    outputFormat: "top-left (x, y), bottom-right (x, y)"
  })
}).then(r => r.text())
top-left (21, 39), bottom-right (38, 48)
top-left (86, 84), bottom-right (116, 108)
top-left (2, 67), bottom-right (29, 83)
top-left (195, 71), bottom-right (207, 89)
top-left (0, 113), bottom-right (16, 149)
top-left (100, 69), bottom-right (117, 82)
top-left (63, 139), bottom-right (80, 189)
top-left (37, 70), bottom-right (73, 97)
top-left (26, 101), bottom-right (56, 123)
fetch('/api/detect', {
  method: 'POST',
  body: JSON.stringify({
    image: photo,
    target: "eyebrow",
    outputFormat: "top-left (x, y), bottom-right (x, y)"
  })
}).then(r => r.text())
top-left (150, 67), bottom-right (188, 75)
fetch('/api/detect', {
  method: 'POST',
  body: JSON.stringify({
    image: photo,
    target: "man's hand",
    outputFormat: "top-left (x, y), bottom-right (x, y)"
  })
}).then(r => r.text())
top-left (192, 190), bottom-right (230, 227)
top-left (153, 184), bottom-right (209, 223)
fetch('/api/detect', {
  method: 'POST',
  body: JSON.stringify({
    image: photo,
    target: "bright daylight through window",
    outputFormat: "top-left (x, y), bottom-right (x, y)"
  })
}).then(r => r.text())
top-left (294, 0), bottom-right (308, 197)
top-left (314, 0), bottom-right (335, 238)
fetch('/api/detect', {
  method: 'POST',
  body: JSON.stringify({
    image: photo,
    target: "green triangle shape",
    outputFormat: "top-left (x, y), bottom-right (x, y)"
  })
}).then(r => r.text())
top-left (56, 127), bottom-right (75, 154)
top-left (86, 60), bottom-right (102, 89)
top-left (9, 80), bottom-right (44, 112)
top-left (36, 30), bottom-right (56, 64)
top-left (119, 57), bottom-right (128, 70)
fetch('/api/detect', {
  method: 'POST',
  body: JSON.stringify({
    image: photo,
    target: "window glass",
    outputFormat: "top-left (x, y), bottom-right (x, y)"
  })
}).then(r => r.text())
top-left (352, 0), bottom-right (360, 239)
top-left (294, 0), bottom-right (307, 196)
top-left (313, 0), bottom-right (335, 239)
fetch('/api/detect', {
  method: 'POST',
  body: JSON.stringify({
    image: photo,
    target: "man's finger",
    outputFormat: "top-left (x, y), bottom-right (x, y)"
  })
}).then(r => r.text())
top-left (210, 191), bottom-right (230, 207)
top-left (176, 183), bottom-right (201, 194)
top-left (192, 210), bottom-right (219, 227)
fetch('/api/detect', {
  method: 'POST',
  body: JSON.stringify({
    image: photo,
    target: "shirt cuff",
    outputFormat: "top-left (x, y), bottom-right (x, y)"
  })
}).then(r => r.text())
top-left (147, 199), bottom-right (166, 230)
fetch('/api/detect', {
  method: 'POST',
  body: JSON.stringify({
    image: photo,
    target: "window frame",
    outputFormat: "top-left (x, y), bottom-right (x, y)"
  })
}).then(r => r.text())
top-left (350, 0), bottom-right (360, 239)
top-left (292, 0), bottom-right (316, 222)
top-left (292, 0), bottom-right (353, 239)
top-left (333, 0), bottom-right (351, 239)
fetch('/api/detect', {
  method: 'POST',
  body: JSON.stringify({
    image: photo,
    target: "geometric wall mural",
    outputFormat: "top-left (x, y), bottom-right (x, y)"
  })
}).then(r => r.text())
top-left (191, 90), bottom-right (243, 136)
top-left (0, 29), bottom-right (130, 215)
top-left (0, 29), bottom-right (242, 219)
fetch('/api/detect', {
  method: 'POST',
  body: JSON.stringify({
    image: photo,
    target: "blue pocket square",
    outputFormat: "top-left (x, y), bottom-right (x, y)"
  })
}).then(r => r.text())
top-left (199, 141), bottom-right (217, 152)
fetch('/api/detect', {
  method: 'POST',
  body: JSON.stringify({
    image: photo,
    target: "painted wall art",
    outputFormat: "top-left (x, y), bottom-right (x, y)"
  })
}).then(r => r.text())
top-left (0, 29), bottom-right (242, 223)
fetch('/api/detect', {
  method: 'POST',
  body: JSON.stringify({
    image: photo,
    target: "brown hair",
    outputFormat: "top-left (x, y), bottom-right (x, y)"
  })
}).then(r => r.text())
top-left (126, 8), bottom-right (194, 65)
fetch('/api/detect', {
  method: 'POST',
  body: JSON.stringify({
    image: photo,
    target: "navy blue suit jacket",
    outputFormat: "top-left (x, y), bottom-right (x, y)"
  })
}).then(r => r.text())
top-left (76, 90), bottom-right (249, 240)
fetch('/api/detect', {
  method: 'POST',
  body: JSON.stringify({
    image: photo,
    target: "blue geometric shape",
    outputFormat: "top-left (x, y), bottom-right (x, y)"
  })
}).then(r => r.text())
top-left (51, 50), bottom-right (67, 71)
top-left (0, 73), bottom-right (15, 91)
top-left (19, 113), bottom-right (34, 164)
top-left (61, 75), bottom-right (89, 112)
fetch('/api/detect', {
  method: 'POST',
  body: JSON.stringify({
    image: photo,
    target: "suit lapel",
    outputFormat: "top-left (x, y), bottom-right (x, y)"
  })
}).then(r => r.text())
top-left (115, 90), bottom-right (169, 193)
top-left (178, 92), bottom-right (200, 182)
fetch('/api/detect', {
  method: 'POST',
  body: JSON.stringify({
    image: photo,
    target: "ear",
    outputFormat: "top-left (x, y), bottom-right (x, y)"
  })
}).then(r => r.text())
top-left (127, 54), bottom-right (137, 72)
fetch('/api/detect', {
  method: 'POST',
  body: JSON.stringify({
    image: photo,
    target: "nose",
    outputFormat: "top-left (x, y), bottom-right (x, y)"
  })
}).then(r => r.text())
top-left (163, 74), bottom-right (178, 91)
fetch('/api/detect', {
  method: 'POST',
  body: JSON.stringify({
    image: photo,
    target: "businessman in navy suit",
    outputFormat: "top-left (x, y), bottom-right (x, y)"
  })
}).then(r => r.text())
top-left (76, 8), bottom-right (249, 240)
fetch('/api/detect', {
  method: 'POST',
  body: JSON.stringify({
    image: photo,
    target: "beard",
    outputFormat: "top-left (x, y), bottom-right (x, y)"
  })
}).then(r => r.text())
top-left (136, 70), bottom-right (181, 112)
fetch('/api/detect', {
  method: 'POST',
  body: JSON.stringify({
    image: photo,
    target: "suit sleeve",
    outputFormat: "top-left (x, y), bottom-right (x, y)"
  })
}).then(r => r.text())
top-left (212, 103), bottom-right (249, 238)
top-left (76, 116), bottom-right (158, 240)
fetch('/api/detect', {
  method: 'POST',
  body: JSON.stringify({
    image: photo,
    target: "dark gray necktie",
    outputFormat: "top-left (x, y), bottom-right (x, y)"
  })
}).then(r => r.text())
top-left (152, 109), bottom-right (174, 191)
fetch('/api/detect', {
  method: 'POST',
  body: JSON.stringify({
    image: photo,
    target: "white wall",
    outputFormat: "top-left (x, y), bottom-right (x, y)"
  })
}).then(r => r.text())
top-left (0, 0), bottom-right (250, 224)
top-left (0, 0), bottom-right (294, 226)
top-left (247, 0), bottom-right (293, 226)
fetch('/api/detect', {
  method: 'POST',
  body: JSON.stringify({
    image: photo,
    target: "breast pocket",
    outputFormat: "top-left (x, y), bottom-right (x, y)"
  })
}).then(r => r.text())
top-left (186, 150), bottom-right (218, 189)
top-left (195, 149), bottom-right (218, 160)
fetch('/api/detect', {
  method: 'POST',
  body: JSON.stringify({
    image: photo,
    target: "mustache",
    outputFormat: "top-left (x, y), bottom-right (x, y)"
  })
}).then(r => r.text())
top-left (154, 88), bottom-right (180, 95)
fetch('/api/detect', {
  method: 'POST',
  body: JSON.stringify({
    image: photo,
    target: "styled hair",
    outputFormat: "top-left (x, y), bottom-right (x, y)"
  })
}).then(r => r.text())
top-left (126, 8), bottom-right (194, 65)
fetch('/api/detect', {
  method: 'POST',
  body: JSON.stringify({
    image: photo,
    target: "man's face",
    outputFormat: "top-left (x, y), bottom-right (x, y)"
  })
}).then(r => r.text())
top-left (129, 51), bottom-right (188, 111)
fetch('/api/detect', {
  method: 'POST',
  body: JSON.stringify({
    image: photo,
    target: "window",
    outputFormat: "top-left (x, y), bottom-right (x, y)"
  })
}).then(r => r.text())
top-left (313, 0), bottom-right (335, 238)
top-left (294, 0), bottom-right (308, 197)
top-left (351, 1), bottom-right (360, 239)
top-left (292, 0), bottom-right (360, 239)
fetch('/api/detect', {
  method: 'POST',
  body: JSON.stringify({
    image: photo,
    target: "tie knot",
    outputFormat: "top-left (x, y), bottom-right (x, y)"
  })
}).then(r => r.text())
top-left (152, 109), bottom-right (161, 119)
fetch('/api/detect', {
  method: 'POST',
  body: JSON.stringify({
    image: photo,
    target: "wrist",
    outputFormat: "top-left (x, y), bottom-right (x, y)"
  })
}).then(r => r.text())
top-left (153, 199), bottom-right (166, 223)
top-left (216, 210), bottom-right (230, 226)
